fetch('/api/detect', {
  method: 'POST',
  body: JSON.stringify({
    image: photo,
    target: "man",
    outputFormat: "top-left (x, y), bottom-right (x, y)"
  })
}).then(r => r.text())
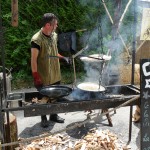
top-left (31, 13), bottom-right (69, 128)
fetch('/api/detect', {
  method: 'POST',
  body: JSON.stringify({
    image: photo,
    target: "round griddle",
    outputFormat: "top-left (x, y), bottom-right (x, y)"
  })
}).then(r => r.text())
top-left (70, 82), bottom-right (106, 100)
top-left (77, 82), bottom-right (106, 92)
top-left (39, 85), bottom-right (72, 99)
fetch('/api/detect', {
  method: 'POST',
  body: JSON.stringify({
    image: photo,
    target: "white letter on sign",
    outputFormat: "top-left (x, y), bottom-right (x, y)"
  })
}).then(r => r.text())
top-left (142, 62), bottom-right (150, 76)
top-left (145, 79), bottom-right (150, 88)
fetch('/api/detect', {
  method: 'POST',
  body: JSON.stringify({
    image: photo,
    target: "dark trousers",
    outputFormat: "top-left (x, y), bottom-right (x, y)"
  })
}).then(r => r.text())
top-left (40, 81), bottom-right (61, 120)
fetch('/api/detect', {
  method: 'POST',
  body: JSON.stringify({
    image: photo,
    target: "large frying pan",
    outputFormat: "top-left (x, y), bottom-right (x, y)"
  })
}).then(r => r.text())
top-left (72, 82), bottom-right (106, 100)
top-left (39, 85), bottom-right (72, 99)
top-left (77, 82), bottom-right (106, 92)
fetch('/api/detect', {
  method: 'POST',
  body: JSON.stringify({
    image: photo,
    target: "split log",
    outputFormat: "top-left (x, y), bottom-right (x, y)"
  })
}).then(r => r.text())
top-left (4, 112), bottom-right (18, 150)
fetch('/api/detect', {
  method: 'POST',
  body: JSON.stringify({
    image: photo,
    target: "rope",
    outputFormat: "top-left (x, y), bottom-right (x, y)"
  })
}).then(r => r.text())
top-left (0, 95), bottom-right (140, 148)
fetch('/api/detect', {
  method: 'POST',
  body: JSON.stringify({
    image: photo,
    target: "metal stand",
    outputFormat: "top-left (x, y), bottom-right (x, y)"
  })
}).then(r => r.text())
top-left (129, 106), bottom-right (133, 143)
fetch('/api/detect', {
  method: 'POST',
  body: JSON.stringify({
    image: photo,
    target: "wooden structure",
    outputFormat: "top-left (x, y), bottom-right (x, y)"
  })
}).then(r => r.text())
top-left (4, 112), bottom-right (18, 150)
top-left (11, 0), bottom-right (18, 27)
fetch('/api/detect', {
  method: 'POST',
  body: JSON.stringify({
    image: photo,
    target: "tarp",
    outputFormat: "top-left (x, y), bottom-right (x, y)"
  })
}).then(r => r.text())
top-left (58, 31), bottom-right (76, 54)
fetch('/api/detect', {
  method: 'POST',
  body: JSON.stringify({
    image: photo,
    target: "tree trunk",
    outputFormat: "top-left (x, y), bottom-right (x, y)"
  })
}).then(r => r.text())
top-left (11, 0), bottom-right (18, 27)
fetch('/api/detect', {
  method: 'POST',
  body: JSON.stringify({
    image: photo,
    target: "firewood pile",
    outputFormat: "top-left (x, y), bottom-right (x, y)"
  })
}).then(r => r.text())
top-left (31, 97), bottom-right (50, 104)
top-left (26, 97), bottom-right (56, 105)
top-left (16, 129), bottom-right (131, 150)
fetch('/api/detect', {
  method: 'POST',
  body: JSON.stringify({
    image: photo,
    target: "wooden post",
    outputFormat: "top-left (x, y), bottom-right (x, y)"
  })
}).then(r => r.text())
top-left (11, 0), bottom-right (18, 27)
top-left (4, 112), bottom-right (18, 150)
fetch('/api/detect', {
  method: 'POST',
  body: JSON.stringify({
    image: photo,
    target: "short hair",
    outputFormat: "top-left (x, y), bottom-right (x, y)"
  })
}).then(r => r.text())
top-left (41, 13), bottom-right (58, 27)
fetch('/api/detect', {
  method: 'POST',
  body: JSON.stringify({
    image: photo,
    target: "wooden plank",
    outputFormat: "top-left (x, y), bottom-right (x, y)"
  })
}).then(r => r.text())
top-left (11, 0), bottom-right (18, 27)
top-left (140, 8), bottom-right (150, 40)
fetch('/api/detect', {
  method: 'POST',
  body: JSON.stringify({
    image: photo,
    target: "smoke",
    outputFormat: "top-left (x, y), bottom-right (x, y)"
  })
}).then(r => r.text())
top-left (83, 61), bottom-right (102, 83)
top-left (76, 1), bottom-right (145, 88)
top-left (70, 1), bottom-right (148, 101)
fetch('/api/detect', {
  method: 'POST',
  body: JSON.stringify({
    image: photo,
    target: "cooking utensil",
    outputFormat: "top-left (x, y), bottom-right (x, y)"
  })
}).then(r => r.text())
top-left (77, 82), bottom-right (106, 92)
top-left (39, 85), bottom-right (72, 99)
top-left (71, 82), bottom-right (106, 100)
top-left (80, 54), bottom-right (111, 63)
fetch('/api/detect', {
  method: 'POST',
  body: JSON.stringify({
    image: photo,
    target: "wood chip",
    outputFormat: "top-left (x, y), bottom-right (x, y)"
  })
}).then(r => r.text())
top-left (18, 129), bottom-right (131, 150)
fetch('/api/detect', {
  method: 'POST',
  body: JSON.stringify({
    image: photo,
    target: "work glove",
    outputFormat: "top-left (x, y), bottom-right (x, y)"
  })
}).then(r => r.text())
top-left (63, 57), bottom-right (72, 65)
top-left (32, 72), bottom-right (43, 89)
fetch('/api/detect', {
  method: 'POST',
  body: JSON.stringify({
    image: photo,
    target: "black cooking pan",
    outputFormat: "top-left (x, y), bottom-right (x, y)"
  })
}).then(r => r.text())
top-left (39, 85), bottom-right (72, 99)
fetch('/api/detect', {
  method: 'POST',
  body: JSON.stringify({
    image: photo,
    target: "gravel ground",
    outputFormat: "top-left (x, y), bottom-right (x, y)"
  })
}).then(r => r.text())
top-left (11, 87), bottom-right (140, 150)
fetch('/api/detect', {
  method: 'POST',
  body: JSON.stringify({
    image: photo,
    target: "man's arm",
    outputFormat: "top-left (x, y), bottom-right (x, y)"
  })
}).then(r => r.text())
top-left (31, 48), bottom-right (43, 88)
top-left (31, 48), bottom-right (39, 72)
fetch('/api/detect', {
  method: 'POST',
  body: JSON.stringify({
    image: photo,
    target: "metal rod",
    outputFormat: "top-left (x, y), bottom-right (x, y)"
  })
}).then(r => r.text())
top-left (0, 0), bottom-right (7, 99)
top-left (128, 106), bottom-right (133, 143)
top-left (0, 111), bottom-right (4, 146)
top-left (75, 29), bottom-right (87, 32)
top-left (131, 0), bottom-right (137, 85)
top-left (72, 45), bottom-right (88, 59)
top-left (72, 58), bottom-right (77, 86)
top-left (0, 2), bottom-right (7, 148)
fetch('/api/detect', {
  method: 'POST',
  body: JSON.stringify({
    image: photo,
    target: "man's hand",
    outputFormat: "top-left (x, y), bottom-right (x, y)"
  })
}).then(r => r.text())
top-left (63, 57), bottom-right (72, 64)
top-left (32, 72), bottom-right (43, 88)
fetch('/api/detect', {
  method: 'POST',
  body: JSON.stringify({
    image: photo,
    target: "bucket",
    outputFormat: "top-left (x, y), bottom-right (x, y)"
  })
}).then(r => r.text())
top-left (0, 67), bottom-right (12, 94)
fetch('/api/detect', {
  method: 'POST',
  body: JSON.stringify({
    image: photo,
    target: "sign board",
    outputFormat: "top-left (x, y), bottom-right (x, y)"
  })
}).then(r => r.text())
top-left (140, 59), bottom-right (150, 150)
top-left (140, 8), bottom-right (150, 40)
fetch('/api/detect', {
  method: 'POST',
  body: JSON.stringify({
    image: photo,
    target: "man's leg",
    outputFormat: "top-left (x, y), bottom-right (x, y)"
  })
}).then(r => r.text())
top-left (41, 115), bottom-right (49, 128)
top-left (50, 114), bottom-right (65, 123)
top-left (49, 81), bottom-right (65, 123)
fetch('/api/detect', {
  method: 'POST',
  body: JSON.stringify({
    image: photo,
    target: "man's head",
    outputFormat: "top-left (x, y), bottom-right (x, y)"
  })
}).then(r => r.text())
top-left (41, 13), bottom-right (58, 34)
top-left (41, 13), bottom-right (58, 27)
